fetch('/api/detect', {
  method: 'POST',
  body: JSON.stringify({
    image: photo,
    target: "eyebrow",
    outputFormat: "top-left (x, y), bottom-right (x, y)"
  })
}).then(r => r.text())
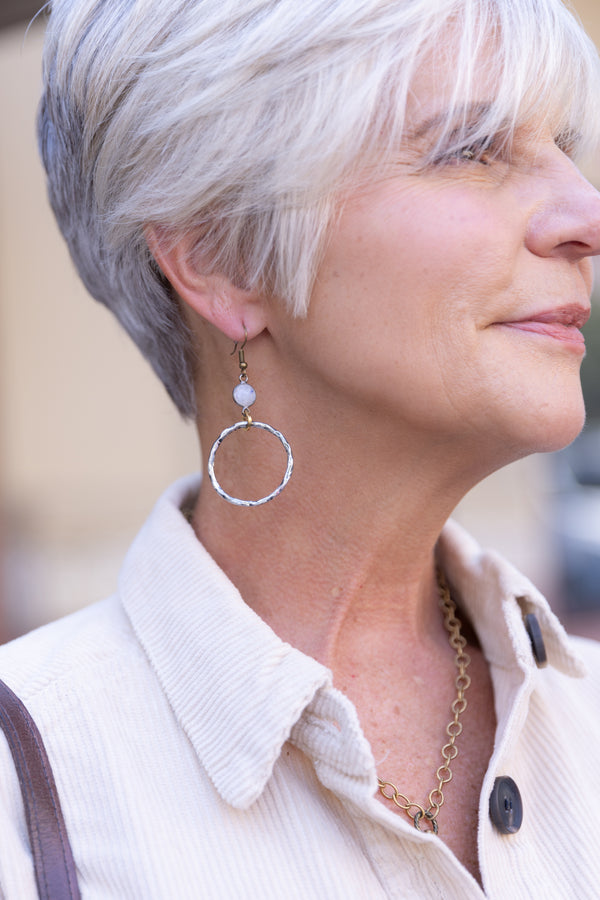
top-left (409, 101), bottom-right (494, 139)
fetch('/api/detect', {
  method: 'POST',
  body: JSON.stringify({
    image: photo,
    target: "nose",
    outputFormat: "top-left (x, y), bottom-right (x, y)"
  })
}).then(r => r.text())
top-left (524, 149), bottom-right (600, 263)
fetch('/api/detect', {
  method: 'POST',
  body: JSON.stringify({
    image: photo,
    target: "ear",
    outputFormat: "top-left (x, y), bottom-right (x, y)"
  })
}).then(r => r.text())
top-left (145, 225), bottom-right (267, 342)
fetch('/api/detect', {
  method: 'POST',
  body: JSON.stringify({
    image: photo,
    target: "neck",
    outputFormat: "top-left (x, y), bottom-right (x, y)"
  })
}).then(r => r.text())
top-left (192, 412), bottom-right (482, 670)
top-left (190, 327), bottom-right (507, 672)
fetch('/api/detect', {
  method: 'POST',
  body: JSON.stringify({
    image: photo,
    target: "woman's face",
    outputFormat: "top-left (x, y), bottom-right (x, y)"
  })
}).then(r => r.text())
top-left (267, 66), bottom-right (600, 473)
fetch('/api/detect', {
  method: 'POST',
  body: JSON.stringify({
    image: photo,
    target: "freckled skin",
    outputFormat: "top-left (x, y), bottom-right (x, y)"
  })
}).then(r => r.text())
top-left (178, 57), bottom-right (600, 889)
top-left (270, 137), bottom-right (595, 480)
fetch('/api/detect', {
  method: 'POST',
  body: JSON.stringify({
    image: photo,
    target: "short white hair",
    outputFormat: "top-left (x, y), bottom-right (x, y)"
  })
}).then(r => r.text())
top-left (39, 0), bottom-right (600, 416)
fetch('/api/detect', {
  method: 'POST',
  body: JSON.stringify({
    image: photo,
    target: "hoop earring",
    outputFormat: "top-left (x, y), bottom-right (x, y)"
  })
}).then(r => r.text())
top-left (207, 332), bottom-right (294, 507)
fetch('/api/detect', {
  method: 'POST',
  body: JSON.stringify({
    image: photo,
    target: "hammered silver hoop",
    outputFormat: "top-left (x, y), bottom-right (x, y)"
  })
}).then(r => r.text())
top-left (207, 420), bottom-right (294, 507)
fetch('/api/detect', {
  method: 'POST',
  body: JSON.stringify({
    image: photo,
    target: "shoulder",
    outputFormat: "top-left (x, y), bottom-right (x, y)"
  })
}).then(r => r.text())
top-left (570, 632), bottom-right (600, 665)
top-left (0, 595), bottom-right (144, 705)
top-left (0, 595), bottom-right (161, 799)
top-left (564, 633), bottom-right (600, 693)
top-left (0, 596), bottom-right (158, 775)
top-left (0, 597), bottom-right (153, 897)
top-left (526, 633), bottom-right (600, 753)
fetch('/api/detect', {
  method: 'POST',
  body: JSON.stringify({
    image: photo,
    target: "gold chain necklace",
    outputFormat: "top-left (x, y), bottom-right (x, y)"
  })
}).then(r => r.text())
top-left (377, 568), bottom-right (471, 835)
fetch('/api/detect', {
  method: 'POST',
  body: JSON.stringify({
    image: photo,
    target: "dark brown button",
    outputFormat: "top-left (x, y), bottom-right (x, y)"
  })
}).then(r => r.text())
top-left (489, 776), bottom-right (523, 834)
top-left (524, 613), bottom-right (547, 667)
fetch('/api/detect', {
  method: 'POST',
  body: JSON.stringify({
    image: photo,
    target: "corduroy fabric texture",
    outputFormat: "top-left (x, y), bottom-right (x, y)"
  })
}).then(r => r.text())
top-left (0, 475), bottom-right (598, 899)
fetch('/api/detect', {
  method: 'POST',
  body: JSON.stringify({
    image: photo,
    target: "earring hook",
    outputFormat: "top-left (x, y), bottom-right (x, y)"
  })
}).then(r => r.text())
top-left (231, 325), bottom-right (248, 356)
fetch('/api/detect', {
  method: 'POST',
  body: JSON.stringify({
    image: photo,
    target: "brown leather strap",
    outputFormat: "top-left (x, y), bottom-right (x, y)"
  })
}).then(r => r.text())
top-left (0, 678), bottom-right (81, 899)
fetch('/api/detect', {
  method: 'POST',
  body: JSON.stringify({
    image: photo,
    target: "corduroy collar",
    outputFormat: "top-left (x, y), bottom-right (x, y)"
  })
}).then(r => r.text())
top-left (437, 520), bottom-right (586, 678)
top-left (120, 476), bottom-right (585, 810)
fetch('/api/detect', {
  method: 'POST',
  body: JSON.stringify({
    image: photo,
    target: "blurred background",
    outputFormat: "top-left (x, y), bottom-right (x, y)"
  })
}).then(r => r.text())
top-left (1, 2), bottom-right (600, 642)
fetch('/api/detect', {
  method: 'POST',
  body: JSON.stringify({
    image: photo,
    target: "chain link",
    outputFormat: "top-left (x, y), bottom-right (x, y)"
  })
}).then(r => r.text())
top-left (377, 567), bottom-right (471, 834)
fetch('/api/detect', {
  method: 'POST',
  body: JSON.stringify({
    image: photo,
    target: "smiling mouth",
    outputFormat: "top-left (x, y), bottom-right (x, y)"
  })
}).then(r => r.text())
top-left (496, 304), bottom-right (590, 349)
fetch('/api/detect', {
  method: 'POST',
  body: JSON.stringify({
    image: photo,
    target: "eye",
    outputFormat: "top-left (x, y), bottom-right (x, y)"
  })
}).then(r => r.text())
top-left (448, 136), bottom-right (494, 165)
top-left (430, 132), bottom-right (497, 168)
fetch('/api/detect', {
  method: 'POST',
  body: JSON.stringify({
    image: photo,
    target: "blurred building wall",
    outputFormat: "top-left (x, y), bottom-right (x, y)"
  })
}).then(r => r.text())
top-left (576, 0), bottom-right (600, 45)
top-left (1, 4), bottom-right (600, 637)
top-left (0, 21), bottom-right (197, 636)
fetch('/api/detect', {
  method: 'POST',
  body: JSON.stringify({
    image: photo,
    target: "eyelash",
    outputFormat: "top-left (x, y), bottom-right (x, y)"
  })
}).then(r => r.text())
top-left (445, 136), bottom-right (495, 166)
top-left (432, 129), bottom-right (581, 169)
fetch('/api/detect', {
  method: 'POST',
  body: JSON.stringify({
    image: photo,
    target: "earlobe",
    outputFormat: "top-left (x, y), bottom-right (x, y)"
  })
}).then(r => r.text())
top-left (144, 224), bottom-right (267, 342)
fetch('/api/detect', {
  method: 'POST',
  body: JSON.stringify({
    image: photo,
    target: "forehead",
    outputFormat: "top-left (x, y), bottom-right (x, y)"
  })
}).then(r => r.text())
top-left (400, 19), bottom-right (592, 154)
top-left (405, 42), bottom-right (493, 130)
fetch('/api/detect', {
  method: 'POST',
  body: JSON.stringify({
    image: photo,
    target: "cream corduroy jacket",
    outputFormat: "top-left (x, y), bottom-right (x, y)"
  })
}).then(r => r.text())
top-left (0, 475), bottom-right (598, 899)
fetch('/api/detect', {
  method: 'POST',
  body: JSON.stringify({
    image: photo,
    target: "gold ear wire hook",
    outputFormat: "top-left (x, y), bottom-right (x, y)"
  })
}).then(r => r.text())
top-left (230, 326), bottom-right (248, 356)
top-left (231, 326), bottom-right (249, 385)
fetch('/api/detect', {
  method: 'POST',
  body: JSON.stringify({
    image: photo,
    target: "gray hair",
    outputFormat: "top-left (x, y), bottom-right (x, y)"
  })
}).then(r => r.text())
top-left (39, 0), bottom-right (600, 416)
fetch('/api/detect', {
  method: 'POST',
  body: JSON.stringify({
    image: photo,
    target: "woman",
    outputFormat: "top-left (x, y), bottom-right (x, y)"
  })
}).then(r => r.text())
top-left (1, 0), bottom-right (600, 896)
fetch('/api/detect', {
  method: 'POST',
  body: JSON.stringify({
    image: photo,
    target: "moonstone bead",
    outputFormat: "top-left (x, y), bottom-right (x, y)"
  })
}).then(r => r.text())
top-left (233, 382), bottom-right (256, 408)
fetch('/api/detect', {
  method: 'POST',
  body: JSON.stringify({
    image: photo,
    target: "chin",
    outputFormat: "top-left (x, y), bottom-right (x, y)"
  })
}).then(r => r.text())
top-left (481, 384), bottom-right (587, 466)
top-left (520, 399), bottom-right (586, 456)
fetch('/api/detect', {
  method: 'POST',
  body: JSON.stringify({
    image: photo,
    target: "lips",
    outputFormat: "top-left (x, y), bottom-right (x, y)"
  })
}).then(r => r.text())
top-left (496, 304), bottom-right (590, 349)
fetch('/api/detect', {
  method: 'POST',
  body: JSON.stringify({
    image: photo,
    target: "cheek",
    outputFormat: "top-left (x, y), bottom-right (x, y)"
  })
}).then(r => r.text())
top-left (302, 184), bottom-right (522, 382)
top-left (374, 191), bottom-right (513, 293)
top-left (581, 257), bottom-right (595, 295)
